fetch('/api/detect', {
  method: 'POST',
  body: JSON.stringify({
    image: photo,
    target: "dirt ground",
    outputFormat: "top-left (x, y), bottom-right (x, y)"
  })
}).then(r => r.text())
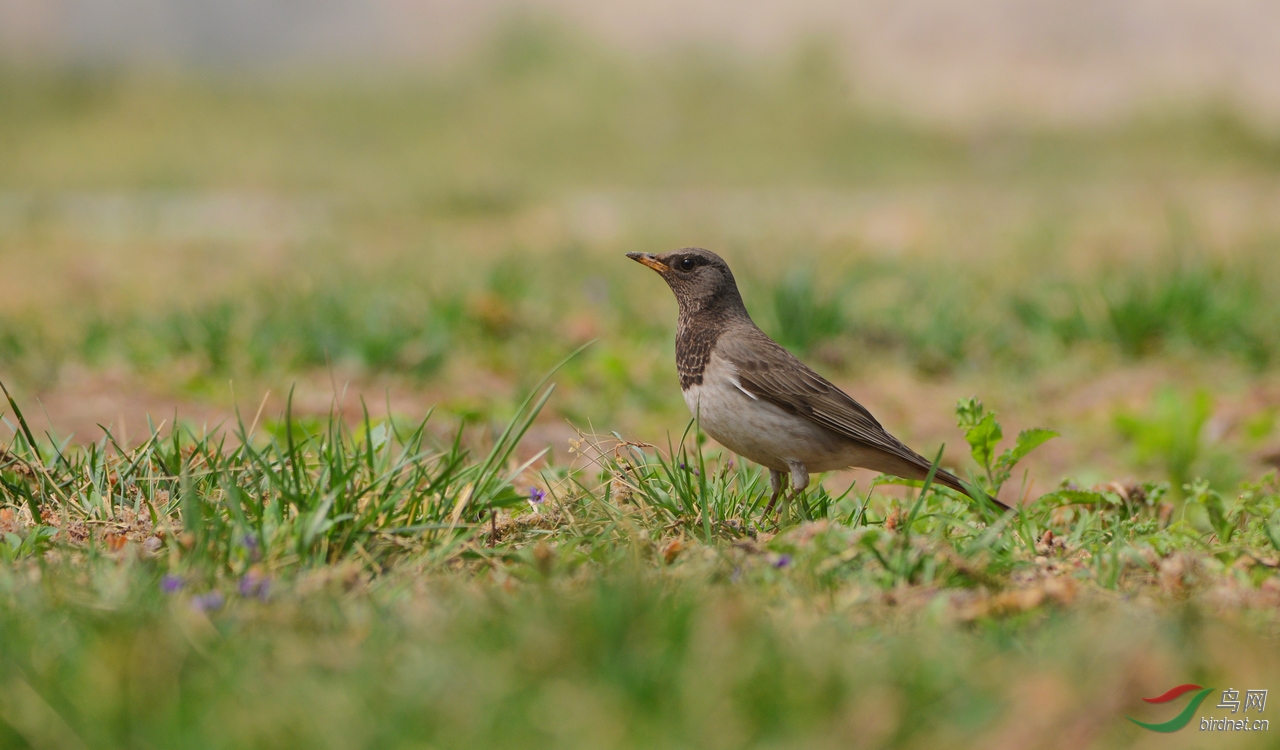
top-left (9, 354), bottom-right (1279, 500)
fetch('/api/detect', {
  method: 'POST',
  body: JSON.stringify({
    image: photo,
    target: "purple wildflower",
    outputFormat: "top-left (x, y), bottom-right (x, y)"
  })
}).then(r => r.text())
top-left (240, 533), bottom-right (261, 561)
top-left (773, 554), bottom-right (793, 569)
top-left (191, 591), bottom-right (225, 613)
top-left (239, 571), bottom-right (270, 600)
top-left (160, 574), bottom-right (184, 594)
top-left (529, 487), bottom-right (546, 504)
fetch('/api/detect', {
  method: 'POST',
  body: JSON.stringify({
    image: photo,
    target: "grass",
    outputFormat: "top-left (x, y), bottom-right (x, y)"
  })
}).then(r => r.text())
top-left (3, 377), bottom-right (1280, 748)
top-left (4, 17), bottom-right (1280, 749)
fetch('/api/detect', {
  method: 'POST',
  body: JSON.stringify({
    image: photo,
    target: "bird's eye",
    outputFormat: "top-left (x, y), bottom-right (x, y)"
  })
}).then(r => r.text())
top-left (679, 257), bottom-right (696, 271)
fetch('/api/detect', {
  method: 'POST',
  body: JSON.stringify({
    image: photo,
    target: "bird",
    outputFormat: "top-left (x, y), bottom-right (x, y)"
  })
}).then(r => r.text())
top-left (627, 247), bottom-right (1011, 515)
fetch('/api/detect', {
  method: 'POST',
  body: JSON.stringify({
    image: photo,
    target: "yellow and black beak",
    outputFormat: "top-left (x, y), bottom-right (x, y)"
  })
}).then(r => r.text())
top-left (626, 252), bottom-right (669, 273)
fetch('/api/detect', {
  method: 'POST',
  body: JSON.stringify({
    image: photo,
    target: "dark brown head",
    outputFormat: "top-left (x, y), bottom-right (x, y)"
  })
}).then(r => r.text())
top-left (626, 248), bottom-right (749, 318)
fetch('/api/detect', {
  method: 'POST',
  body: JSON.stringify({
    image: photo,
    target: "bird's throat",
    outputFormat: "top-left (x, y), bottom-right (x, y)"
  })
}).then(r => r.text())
top-left (676, 310), bottom-right (731, 390)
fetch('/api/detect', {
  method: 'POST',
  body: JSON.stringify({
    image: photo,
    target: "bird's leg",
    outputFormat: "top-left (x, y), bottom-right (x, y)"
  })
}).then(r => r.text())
top-left (779, 460), bottom-right (809, 525)
top-left (765, 469), bottom-right (785, 515)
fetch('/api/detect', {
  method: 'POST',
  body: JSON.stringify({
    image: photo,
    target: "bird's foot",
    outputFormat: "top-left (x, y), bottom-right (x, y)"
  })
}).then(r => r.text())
top-left (773, 488), bottom-right (801, 529)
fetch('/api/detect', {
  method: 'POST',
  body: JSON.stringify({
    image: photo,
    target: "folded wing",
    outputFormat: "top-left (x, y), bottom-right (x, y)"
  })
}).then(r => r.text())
top-left (719, 327), bottom-right (1010, 510)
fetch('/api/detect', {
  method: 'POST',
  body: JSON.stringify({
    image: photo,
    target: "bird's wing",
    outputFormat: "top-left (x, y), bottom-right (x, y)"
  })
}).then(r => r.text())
top-left (717, 327), bottom-right (936, 469)
top-left (716, 326), bottom-right (1010, 511)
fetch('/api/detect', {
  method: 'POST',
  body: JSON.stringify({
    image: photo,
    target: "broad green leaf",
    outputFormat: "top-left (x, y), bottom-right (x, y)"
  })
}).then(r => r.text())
top-left (1005, 429), bottom-right (1058, 466)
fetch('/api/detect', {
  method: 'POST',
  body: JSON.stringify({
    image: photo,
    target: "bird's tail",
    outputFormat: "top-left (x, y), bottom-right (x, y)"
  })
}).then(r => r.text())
top-left (873, 446), bottom-right (1013, 512)
top-left (933, 468), bottom-right (1012, 512)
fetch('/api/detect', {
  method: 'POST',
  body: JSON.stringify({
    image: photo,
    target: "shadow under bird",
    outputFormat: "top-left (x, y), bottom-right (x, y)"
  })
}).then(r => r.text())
top-left (627, 247), bottom-right (1011, 514)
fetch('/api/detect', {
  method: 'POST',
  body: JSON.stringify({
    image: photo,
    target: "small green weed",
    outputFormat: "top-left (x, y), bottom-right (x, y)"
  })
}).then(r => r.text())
top-left (956, 397), bottom-right (1057, 498)
top-left (1115, 387), bottom-right (1240, 492)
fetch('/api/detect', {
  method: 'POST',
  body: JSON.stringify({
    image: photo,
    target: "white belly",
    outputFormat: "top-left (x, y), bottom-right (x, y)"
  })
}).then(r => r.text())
top-left (682, 354), bottom-right (859, 473)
